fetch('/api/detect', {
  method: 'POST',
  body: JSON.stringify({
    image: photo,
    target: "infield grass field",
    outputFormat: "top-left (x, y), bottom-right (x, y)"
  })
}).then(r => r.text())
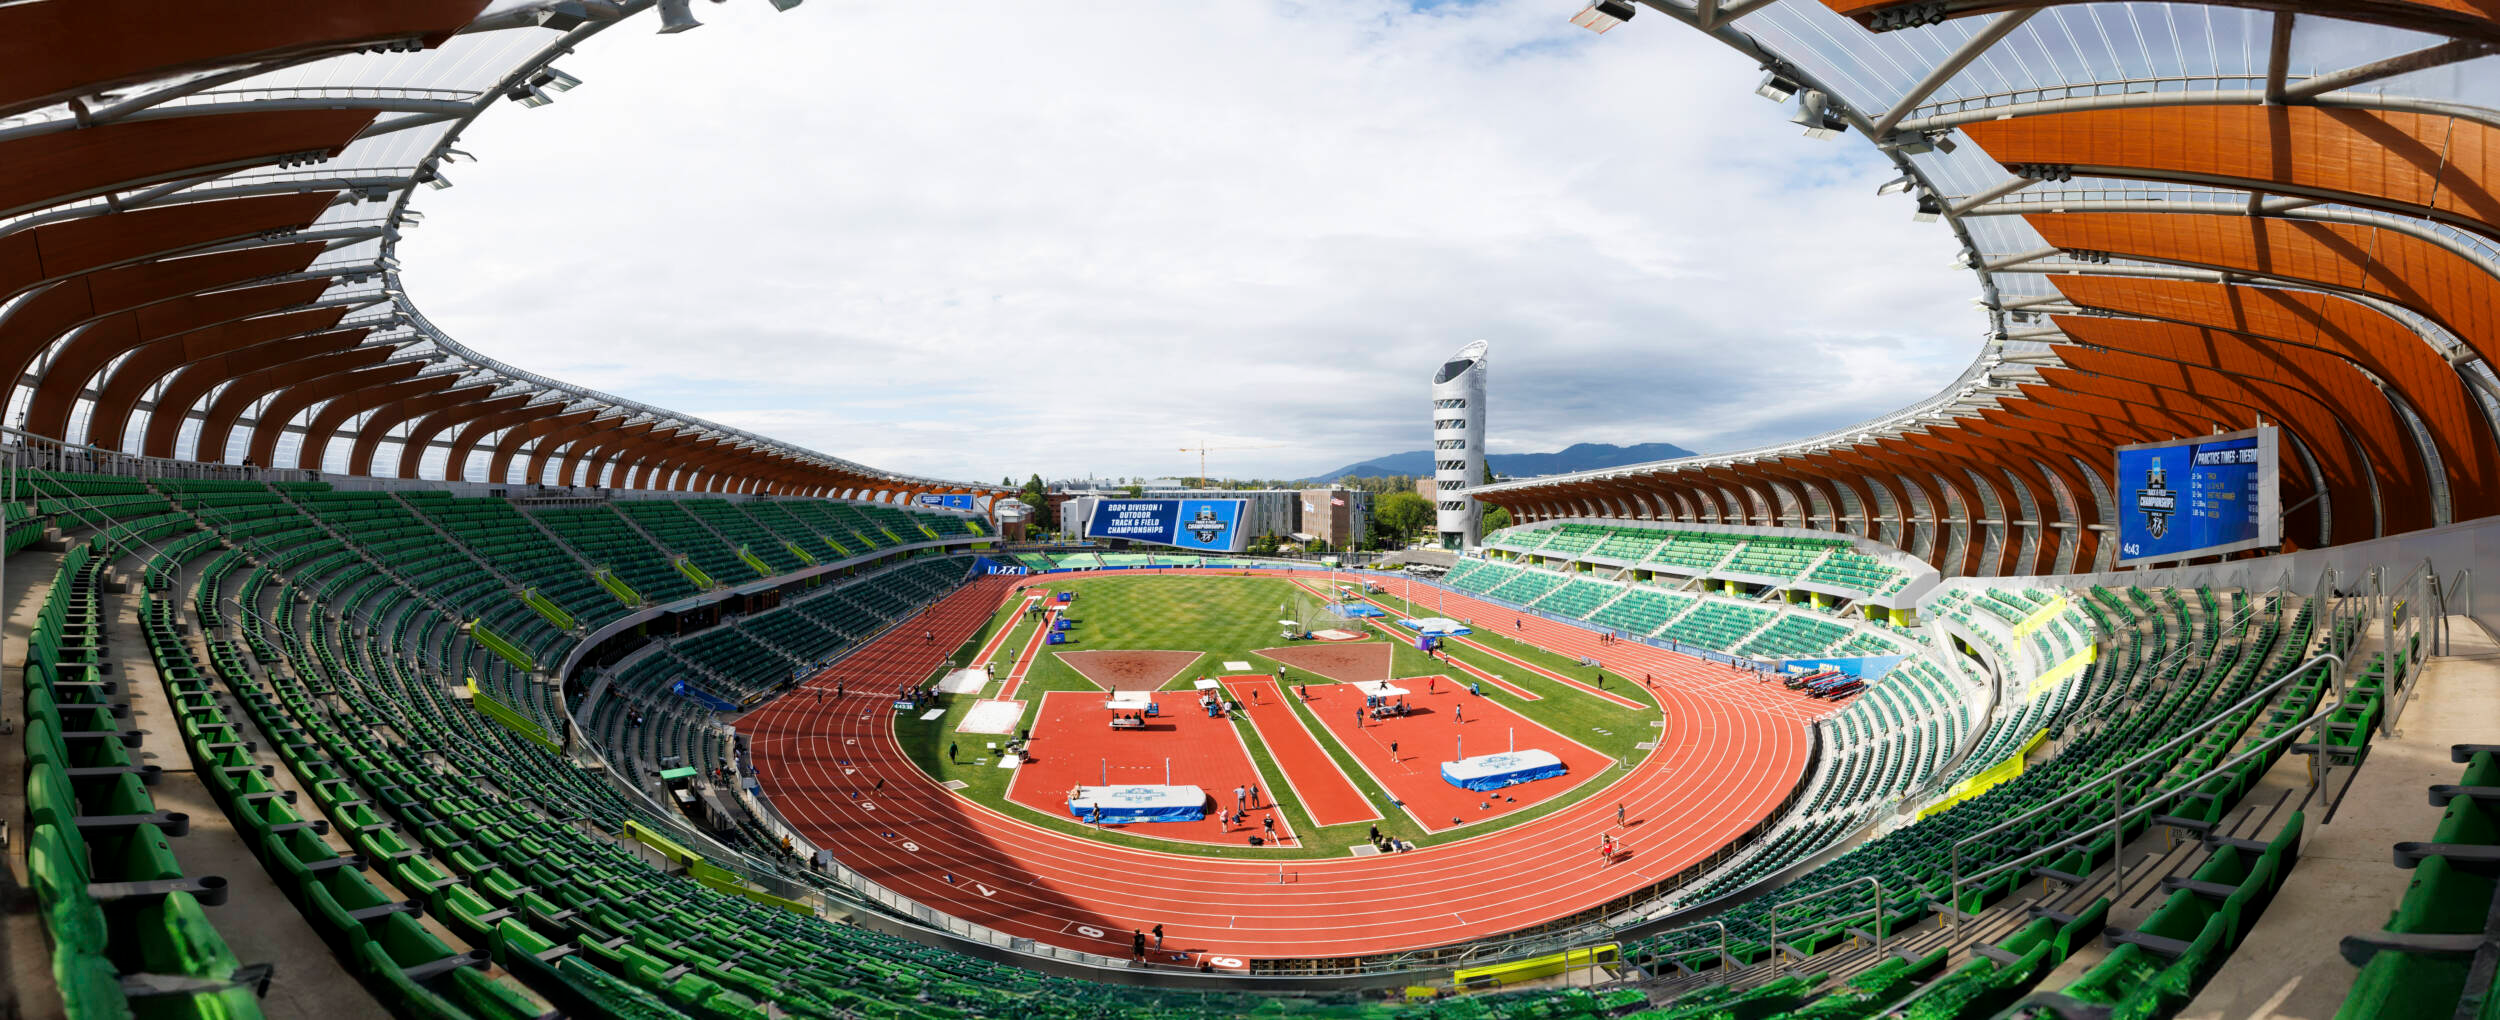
top-left (895, 572), bottom-right (1662, 858)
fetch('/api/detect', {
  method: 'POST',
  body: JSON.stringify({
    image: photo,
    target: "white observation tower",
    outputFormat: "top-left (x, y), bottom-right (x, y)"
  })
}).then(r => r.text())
top-left (1431, 341), bottom-right (1488, 550)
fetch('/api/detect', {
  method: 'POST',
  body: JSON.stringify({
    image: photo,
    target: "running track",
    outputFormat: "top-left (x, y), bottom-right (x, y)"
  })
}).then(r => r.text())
top-left (745, 568), bottom-right (1815, 963)
top-left (1219, 677), bottom-right (1378, 828)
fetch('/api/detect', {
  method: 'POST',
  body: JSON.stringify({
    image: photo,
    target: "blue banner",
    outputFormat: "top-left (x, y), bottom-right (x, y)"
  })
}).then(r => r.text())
top-left (671, 679), bottom-right (740, 712)
top-left (1084, 499), bottom-right (1246, 551)
top-left (2116, 429), bottom-right (2274, 564)
top-left (917, 493), bottom-right (979, 511)
top-left (972, 556), bottom-right (1028, 575)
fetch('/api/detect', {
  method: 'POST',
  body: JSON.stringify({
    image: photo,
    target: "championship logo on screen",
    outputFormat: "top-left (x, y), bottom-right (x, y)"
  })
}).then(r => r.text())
top-left (1183, 505), bottom-right (1226, 544)
top-left (2135, 457), bottom-right (2176, 539)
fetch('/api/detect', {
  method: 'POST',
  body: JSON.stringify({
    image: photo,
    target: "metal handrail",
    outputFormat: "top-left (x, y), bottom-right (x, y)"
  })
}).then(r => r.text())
top-left (1769, 875), bottom-right (1883, 977)
top-left (1944, 695), bottom-right (2343, 939)
top-left (1946, 651), bottom-right (2341, 941)
top-left (1642, 920), bottom-right (1732, 974)
top-left (2373, 559), bottom-right (2444, 735)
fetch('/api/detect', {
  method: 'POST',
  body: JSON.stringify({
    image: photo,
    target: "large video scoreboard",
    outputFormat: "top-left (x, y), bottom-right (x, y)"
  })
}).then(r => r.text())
top-left (2114, 426), bottom-right (2280, 566)
top-left (1081, 498), bottom-right (1248, 552)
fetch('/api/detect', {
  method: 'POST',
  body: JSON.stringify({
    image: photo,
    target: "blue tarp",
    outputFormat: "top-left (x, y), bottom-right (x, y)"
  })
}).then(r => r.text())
top-left (1439, 750), bottom-right (1567, 792)
top-left (1068, 785), bottom-right (1206, 824)
top-left (1328, 603), bottom-right (1386, 618)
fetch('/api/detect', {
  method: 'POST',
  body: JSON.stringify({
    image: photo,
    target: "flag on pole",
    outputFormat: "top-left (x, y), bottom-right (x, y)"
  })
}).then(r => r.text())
top-left (1330, 497), bottom-right (1346, 506)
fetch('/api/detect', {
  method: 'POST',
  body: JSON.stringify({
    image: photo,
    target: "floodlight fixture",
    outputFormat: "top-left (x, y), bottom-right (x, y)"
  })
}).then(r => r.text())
top-left (1755, 70), bottom-right (1799, 103)
top-left (1791, 90), bottom-right (1846, 139)
top-left (422, 167), bottom-right (452, 190)
top-left (1885, 130), bottom-right (1956, 155)
top-left (538, 67), bottom-right (583, 91)
top-left (1912, 192), bottom-right (1942, 222)
top-left (1876, 175), bottom-right (1916, 197)
top-left (1570, 0), bottom-right (1636, 34)
top-left (658, 0), bottom-right (702, 33)
top-left (509, 83), bottom-right (554, 107)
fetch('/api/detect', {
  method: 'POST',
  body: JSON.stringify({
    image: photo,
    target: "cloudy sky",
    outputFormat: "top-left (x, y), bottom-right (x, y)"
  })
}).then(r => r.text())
top-left (401, 0), bottom-right (1983, 484)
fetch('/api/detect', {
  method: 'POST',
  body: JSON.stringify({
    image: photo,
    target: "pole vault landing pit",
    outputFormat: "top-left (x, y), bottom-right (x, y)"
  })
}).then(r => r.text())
top-left (1253, 642), bottom-right (1393, 684)
top-left (1054, 649), bottom-right (1205, 690)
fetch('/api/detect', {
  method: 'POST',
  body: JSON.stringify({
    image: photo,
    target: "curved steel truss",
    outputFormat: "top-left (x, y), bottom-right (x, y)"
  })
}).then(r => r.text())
top-left (1479, 0), bottom-right (2500, 576)
top-left (1, 0), bottom-right (1003, 502)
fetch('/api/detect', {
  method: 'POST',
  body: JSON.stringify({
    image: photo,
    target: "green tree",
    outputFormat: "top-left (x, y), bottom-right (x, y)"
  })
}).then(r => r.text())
top-left (1017, 473), bottom-right (1055, 531)
top-left (1372, 491), bottom-right (1433, 542)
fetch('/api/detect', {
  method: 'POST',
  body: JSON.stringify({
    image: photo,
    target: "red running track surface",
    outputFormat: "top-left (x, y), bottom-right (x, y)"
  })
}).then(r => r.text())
top-left (745, 568), bottom-right (1814, 963)
top-left (1281, 677), bottom-right (1609, 833)
top-left (1006, 690), bottom-right (1297, 847)
top-left (1218, 677), bottom-right (1378, 828)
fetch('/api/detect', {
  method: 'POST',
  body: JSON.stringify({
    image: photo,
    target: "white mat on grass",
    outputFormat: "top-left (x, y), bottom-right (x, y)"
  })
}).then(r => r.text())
top-left (935, 669), bottom-right (989, 694)
top-left (1223, 660), bottom-right (1253, 671)
top-left (956, 699), bottom-right (1023, 734)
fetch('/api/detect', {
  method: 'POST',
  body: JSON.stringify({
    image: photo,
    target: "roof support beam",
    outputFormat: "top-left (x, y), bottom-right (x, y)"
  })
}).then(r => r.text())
top-left (1966, 198), bottom-right (2500, 284)
top-left (2263, 12), bottom-right (2296, 106)
top-left (2283, 38), bottom-right (2498, 102)
top-left (1950, 176), bottom-right (2036, 216)
top-left (1687, 0), bottom-right (1780, 30)
top-left (1984, 246), bottom-right (2061, 271)
top-left (1870, 10), bottom-right (2036, 142)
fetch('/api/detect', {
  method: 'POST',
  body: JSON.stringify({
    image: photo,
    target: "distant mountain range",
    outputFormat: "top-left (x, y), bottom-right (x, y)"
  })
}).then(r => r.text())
top-left (1302, 442), bottom-right (1698, 484)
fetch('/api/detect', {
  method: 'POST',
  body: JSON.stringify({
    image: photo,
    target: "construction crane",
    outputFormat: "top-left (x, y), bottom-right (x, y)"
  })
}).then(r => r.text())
top-left (1178, 441), bottom-right (1284, 489)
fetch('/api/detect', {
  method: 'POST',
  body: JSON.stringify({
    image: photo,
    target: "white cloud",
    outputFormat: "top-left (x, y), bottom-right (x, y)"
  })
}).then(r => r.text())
top-left (400, 0), bottom-right (1981, 484)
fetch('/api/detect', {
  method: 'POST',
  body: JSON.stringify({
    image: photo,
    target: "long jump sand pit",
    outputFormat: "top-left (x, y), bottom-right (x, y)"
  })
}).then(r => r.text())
top-left (1253, 642), bottom-right (1393, 684)
top-left (1054, 649), bottom-right (1204, 690)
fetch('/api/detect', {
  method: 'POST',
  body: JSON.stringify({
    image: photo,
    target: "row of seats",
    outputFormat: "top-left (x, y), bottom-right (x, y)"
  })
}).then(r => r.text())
top-left (1632, 589), bottom-right (2320, 980)
top-left (2337, 745), bottom-right (2499, 1019)
top-left (25, 542), bottom-right (268, 1018)
top-left (150, 518), bottom-right (1404, 1018)
top-left (1481, 522), bottom-right (1912, 596)
top-left (2008, 814), bottom-right (2306, 1019)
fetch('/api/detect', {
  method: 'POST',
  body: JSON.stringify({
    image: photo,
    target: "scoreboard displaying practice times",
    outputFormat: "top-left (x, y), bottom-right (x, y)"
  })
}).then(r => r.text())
top-left (2114, 426), bottom-right (2280, 566)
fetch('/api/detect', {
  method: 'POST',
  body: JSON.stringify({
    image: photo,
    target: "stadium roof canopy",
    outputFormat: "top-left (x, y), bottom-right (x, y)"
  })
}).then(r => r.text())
top-left (1476, 0), bottom-right (2500, 577)
top-left (0, 0), bottom-right (1004, 502)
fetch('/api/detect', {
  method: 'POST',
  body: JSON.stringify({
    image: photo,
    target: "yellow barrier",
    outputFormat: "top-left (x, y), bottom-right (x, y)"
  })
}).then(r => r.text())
top-left (623, 820), bottom-right (701, 867)
top-left (625, 822), bottom-right (811, 915)
top-left (2012, 596), bottom-right (2069, 640)
top-left (464, 677), bottom-right (560, 752)
top-left (2028, 644), bottom-right (2098, 698)
top-left (1452, 944), bottom-right (1619, 990)
top-left (1918, 729), bottom-right (2048, 819)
